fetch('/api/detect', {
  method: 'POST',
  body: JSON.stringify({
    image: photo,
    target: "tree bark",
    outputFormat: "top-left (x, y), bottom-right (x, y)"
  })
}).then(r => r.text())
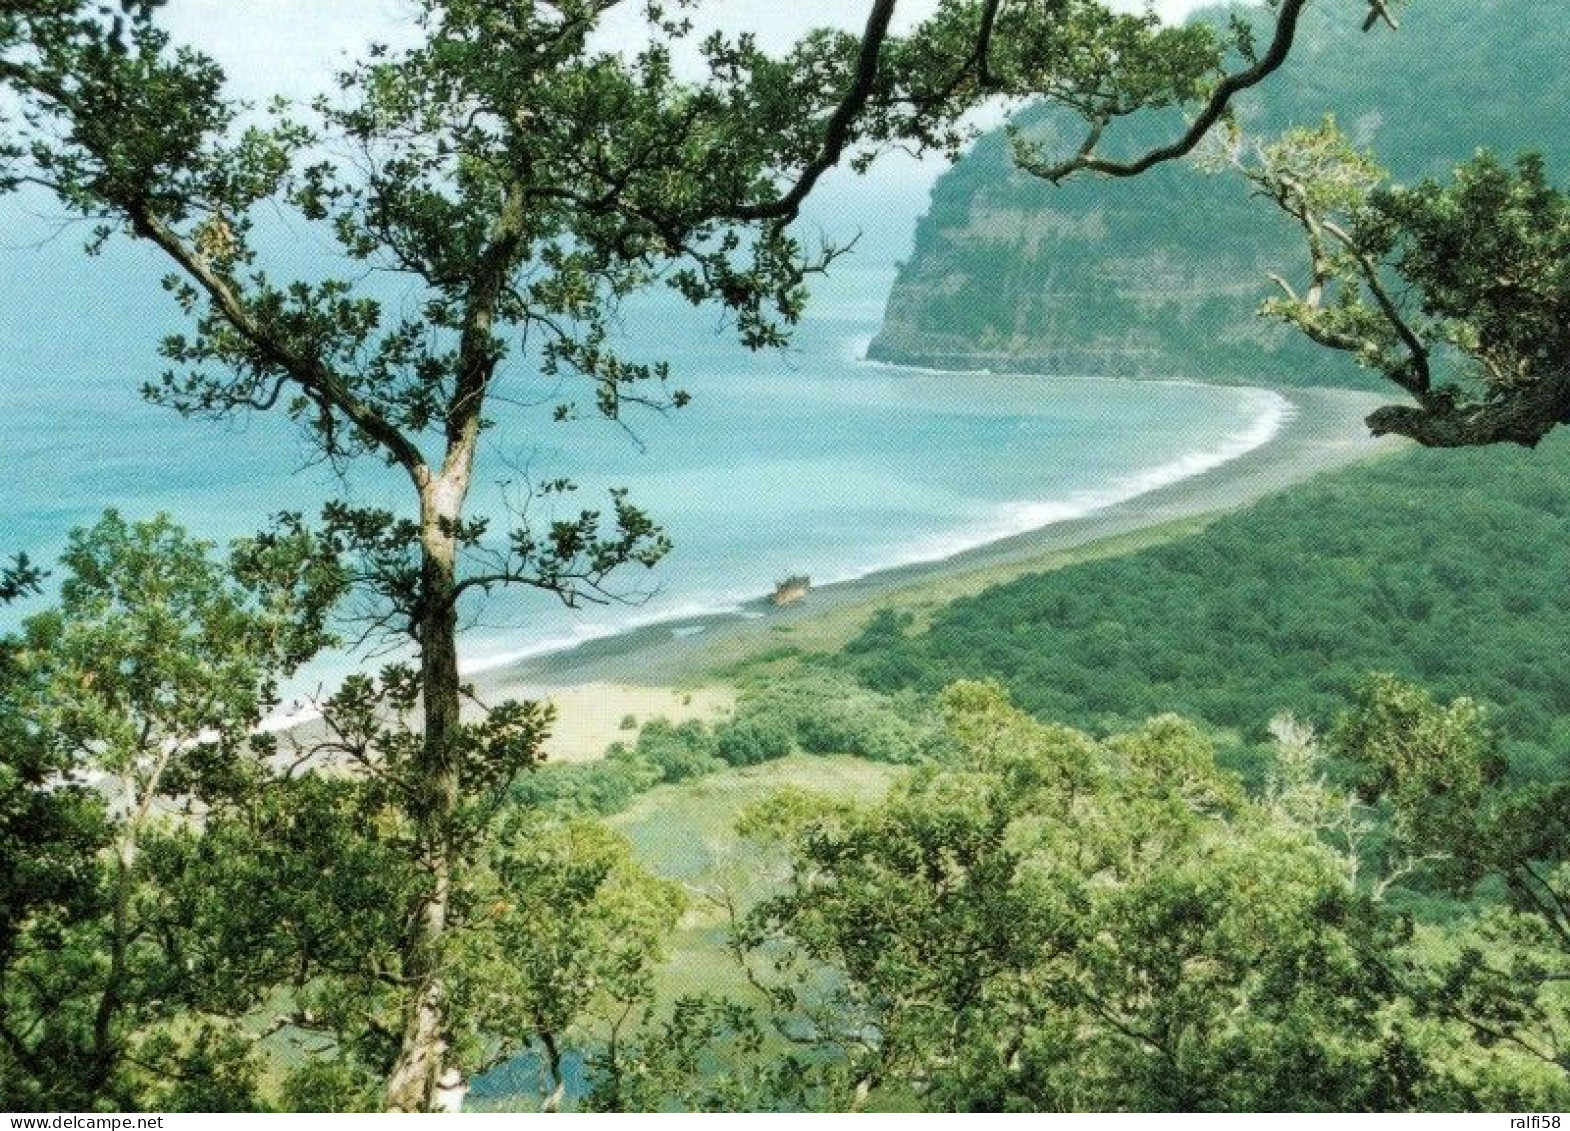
top-left (384, 473), bottom-right (469, 1112)
top-left (1366, 370), bottom-right (1570, 450)
top-left (380, 169), bottom-right (515, 1112)
top-left (539, 1030), bottom-right (566, 1113)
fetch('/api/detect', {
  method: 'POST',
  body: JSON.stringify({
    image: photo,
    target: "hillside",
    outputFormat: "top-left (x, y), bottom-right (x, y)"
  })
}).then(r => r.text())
top-left (868, 0), bottom-right (1570, 387)
top-left (838, 432), bottom-right (1570, 780)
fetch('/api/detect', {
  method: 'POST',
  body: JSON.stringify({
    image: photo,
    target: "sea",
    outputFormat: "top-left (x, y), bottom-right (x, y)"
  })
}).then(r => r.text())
top-left (0, 187), bottom-right (1287, 706)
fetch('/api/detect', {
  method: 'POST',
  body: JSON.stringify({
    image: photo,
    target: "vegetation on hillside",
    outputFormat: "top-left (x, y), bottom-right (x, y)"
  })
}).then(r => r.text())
top-left (2, 0), bottom-right (1351, 1106)
top-left (583, 682), bottom-right (1570, 1111)
top-left (6, 0), bottom-right (1570, 1114)
top-left (840, 437), bottom-right (1570, 779)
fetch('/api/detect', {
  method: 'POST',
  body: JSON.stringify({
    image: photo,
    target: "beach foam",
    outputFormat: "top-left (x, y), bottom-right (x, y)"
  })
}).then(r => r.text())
top-left (803, 388), bottom-right (1290, 585)
top-left (447, 384), bottom-right (1293, 673)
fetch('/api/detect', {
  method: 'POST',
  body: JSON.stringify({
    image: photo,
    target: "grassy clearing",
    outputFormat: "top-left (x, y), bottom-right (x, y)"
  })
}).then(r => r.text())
top-left (608, 755), bottom-right (902, 1000)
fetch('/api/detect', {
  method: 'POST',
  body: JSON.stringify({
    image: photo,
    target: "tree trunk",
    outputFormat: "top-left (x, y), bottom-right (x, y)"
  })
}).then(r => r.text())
top-left (539, 1030), bottom-right (566, 1113)
top-left (91, 747), bottom-right (171, 1100)
top-left (89, 836), bottom-right (134, 1096)
top-left (382, 175), bottom-right (503, 1109)
top-left (384, 475), bottom-right (468, 1112)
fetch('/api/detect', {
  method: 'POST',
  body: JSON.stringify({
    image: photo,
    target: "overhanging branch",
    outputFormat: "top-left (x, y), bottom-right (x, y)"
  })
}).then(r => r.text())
top-left (732, 0), bottom-right (898, 223)
top-left (1021, 0), bottom-right (1311, 183)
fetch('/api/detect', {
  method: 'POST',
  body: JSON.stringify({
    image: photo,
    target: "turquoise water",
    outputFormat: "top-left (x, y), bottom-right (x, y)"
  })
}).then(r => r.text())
top-left (0, 219), bottom-right (1285, 700)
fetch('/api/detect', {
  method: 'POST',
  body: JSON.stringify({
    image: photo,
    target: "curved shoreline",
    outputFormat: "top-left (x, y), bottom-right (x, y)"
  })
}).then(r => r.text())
top-left (456, 376), bottom-right (1293, 681)
top-left (471, 383), bottom-right (1402, 704)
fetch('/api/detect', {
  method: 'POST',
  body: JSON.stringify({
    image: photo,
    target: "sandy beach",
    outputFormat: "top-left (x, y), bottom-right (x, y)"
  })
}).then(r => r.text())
top-left (469, 384), bottom-right (1403, 761)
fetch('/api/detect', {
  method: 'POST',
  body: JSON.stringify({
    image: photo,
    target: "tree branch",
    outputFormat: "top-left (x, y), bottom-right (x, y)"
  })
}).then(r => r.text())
top-left (1321, 217), bottom-right (1432, 396)
top-left (1023, 0), bottom-right (1311, 183)
top-left (732, 0), bottom-right (898, 223)
top-left (1366, 369), bottom-right (1570, 449)
top-left (124, 206), bottom-right (430, 484)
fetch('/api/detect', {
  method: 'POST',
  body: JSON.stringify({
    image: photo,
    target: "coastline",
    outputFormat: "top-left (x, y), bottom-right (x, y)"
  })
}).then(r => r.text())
top-left (471, 383), bottom-right (1403, 739)
top-left (450, 370), bottom-right (1293, 678)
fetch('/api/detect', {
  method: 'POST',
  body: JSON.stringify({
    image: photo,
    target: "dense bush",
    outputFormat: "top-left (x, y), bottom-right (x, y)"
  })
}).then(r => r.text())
top-left (840, 436), bottom-right (1570, 778)
top-left (510, 673), bottom-right (943, 819)
top-left (510, 751), bottom-right (661, 817)
top-left (736, 669), bottom-right (940, 765)
top-left (624, 718), bottom-right (723, 783)
top-left (714, 715), bottom-right (795, 767)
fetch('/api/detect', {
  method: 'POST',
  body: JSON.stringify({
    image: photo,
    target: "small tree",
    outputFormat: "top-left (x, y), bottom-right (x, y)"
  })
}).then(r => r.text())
top-left (1331, 676), bottom-right (1570, 1084)
top-left (0, 512), bottom-right (336, 1109)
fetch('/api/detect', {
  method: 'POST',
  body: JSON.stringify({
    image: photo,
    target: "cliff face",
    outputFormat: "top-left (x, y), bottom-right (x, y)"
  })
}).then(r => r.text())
top-left (870, 0), bottom-right (1570, 388)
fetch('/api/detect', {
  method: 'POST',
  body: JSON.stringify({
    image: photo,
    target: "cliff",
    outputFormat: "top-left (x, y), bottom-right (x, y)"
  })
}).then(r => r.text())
top-left (869, 0), bottom-right (1570, 388)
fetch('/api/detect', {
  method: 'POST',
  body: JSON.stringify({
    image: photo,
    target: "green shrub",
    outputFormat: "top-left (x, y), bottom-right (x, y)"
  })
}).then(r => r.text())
top-left (714, 714), bottom-right (795, 766)
top-left (736, 669), bottom-right (937, 765)
top-left (510, 752), bottom-right (660, 817)
top-left (634, 718), bottom-right (722, 782)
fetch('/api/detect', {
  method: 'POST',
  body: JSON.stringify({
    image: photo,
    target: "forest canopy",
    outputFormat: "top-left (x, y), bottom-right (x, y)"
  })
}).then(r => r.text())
top-left (841, 434), bottom-right (1570, 780)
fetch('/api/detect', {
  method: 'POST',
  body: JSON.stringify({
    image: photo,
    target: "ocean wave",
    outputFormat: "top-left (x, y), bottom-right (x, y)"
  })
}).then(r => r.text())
top-left (446, 387), bottom-right (1293, 673)
top-left (455, 594), bottom-right (749, 676)
top-left (807, 389), bottom-right (1292, 585)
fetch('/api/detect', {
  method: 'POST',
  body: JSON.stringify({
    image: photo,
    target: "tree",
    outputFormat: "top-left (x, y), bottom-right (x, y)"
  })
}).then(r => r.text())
top-left (0, 512), bottom-right (336, 1109)
top-left (1331, 676), bottom-right (1570, 1085)
top-left (2, 0), bottom-right (1351, 1108)
top-left (446, 812), bottom-right (685, 1111)
top-left (1, 1), bottom-right (871, 1105)
top-left (1238, 119), bottom-right (1570, 448)
top-left (0, 555), bottom-right (43, 605)
top-left (170, 720), bottom-right (682, 1112)
top-left (0, 512), bottom-right (681, 1110)
top-left (620, 682), bottom-right (1451, 1111)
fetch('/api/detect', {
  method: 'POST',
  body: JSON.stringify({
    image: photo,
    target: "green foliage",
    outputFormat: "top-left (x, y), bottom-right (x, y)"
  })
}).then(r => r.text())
top-left (510, 752), bottom-right (662, 819)
top-left (449, 812), bottom-right (685, 1110)
top-left (714, 714), bottom-right (795, 767)
top-left (0, 553), bottom-right (42, 604)
top-left (585, 995), bottom-right (797, 1113)
top-left (280, 1060), bottom-right (381, 1114)
top-left (607, 683), bottom-right (1565, 1111)
top-left (626, 717), bottom-right (723, 783)
top-left (0, 511), bottom-right (334, 1110)
top-left (0, 511), bottom-right (670, 1112)
top-left (1330, 678), bottom-right (1570, 1081)
top-left (168, 769), bottom-right (421, 1089)
top-left (1331, 675), bottom-right (1505, 883)
top-left (840, 437), bottom-right (1570, 775)
top-left (1247, 119), bottom-right (1570, 447)
top-left (736, 669), bottom-right (941, 765)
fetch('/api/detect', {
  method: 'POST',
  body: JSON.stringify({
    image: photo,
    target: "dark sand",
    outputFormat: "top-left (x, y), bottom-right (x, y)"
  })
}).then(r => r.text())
top-left (470, 385), bottom-right (1402, 707)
